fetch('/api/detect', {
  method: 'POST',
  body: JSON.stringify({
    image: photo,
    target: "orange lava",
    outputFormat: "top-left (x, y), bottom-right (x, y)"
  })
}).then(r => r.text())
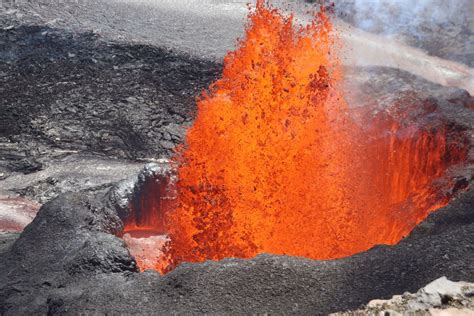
top-left (348, 98), bottom-right (469, 246)
top-left (125, 1), bottom-right (468, 273)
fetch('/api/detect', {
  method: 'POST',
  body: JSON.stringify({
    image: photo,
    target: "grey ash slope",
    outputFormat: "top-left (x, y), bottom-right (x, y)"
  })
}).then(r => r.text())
top-left (0, 184), bottom-right (473, 315)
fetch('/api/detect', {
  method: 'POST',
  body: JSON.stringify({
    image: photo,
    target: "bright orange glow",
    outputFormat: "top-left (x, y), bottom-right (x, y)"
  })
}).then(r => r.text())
top-left (165, 1), bottom-right (355, 269)
top-left (123, 1), bottom-right (468, 273)
top-left (348, 97), bottom-right (469, 246)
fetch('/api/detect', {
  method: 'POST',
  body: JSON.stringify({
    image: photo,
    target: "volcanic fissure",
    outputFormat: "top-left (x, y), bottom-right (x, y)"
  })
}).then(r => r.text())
top-left (120, 1), bottom-right (470, 274)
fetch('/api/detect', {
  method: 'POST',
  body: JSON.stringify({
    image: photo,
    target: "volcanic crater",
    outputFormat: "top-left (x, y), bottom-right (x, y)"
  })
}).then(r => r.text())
top-left (117, 96), bottom-right (472, 275)
top-left (1, 0), bottom-right (473, 315)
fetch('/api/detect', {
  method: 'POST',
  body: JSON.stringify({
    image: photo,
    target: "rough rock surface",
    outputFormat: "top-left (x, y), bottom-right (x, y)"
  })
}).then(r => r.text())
top-left (0, 232), bottom-right (19, 255)
top-left (332, 277), bottom-right (474, 315)
top-left (0, 196), bottom-right (40, 232)
top-left (4, 0), bottom-right (473, 66)
top-left (320, 0), bottom-right (474, 67)
top-left (0, 22), bottom-right (219, 162)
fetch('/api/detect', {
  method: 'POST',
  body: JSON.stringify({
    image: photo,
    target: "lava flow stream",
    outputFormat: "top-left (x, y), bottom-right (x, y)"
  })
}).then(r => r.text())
top-left (123, 1), bottom-right (469, 274)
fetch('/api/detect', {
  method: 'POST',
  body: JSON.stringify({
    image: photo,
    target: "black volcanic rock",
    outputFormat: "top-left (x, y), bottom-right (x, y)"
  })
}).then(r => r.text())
top-left (0, 189), bottom-right (137, 314)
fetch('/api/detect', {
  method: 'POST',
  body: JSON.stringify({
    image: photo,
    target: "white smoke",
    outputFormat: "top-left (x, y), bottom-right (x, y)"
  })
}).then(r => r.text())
top-left (328, 0), bottom-right (474, 95)
top-left (349, 0), bottom-right (471, 38)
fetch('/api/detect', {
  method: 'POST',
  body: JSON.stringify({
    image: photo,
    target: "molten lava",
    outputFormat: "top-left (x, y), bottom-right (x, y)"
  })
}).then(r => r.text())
top-left (123, 1), bottom-right (468, 273)
top-left (165, 1), bottom-right (354, 269)
top-left (122, 168), bottom-right (175, 272)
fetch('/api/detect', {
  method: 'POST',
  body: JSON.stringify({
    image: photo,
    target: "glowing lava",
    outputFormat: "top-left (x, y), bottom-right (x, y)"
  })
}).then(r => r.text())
top-left (123, 1), bottom-right (468, 273)
top-left (163, 1), bottom-right (353, 270)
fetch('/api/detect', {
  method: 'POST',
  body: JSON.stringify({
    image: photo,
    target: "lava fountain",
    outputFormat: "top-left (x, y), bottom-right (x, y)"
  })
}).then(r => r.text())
top-left (122, 1), bottom-right (469, 273)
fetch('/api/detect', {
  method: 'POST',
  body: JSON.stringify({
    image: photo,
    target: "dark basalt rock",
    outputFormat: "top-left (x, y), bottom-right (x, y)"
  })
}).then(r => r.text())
top-left (0, 22), bottom-right (221, 167)
top-left (0, 233), bottom-right (19, 255)
top-left (6, 158), bottom-right (43, 174)
top-left (0, 189), bottom-right (137, 314)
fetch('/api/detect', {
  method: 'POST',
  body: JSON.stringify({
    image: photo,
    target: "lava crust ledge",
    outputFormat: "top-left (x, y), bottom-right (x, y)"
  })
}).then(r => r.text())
top-left (0, 182), bottom-right (473, 315)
